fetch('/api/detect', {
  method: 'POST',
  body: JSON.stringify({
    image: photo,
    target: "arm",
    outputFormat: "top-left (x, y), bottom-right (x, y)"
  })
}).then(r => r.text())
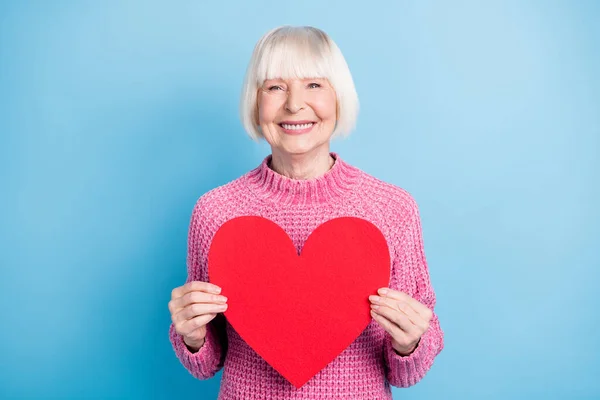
top-left (383, 194), bottom-right (444, 387)
top-left (169, 199), bottom-right (228, 379)
top-left (169, 313), bottom-right (227, 379)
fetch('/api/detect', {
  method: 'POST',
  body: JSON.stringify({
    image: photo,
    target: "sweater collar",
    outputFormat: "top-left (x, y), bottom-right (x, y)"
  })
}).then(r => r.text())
top-left (245, 152), bottom-right (362, 206)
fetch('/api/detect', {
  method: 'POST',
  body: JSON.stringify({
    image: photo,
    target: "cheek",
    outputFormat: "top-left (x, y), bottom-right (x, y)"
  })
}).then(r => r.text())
top-left (258, 95), bottom-right (281, 123)
top-left (312, 94), bottom-right (337, 121)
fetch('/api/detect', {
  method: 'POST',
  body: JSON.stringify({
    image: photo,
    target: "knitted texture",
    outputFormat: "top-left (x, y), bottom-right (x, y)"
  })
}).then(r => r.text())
top-left (169, 152), bottom-right (444, 399)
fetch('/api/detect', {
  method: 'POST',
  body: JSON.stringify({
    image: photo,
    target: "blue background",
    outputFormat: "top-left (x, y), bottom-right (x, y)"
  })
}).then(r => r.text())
top-left (1, 1), bottom-right (598, 399)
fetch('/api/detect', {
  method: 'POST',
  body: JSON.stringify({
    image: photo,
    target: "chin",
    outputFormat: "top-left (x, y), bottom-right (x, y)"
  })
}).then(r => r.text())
top-left (279, 146), bottom-right (313, 156)
top-left (281, 141), bottom-right (327, 155)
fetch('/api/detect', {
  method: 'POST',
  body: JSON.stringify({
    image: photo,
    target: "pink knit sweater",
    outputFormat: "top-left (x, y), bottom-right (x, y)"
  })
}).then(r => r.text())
top-left (169, 152), bottom-right (444, 399)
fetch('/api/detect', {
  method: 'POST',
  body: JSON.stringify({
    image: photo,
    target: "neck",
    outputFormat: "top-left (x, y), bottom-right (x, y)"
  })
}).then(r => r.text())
top-left (245, 151), bottom-right (362, 206)
top-left (269, 148), bottom-right (335, 180)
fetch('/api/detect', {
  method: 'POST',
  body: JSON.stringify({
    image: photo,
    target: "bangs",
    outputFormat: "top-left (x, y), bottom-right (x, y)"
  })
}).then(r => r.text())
top-left (254, 29), bottom-right (333, 84)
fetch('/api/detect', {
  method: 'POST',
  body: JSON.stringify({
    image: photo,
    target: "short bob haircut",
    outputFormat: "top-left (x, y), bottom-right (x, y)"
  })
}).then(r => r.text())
top-left (240, 25), bottom-right (359, 142)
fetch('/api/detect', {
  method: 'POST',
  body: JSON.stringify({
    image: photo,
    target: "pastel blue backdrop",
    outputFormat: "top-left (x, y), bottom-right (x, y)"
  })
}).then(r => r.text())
top-left (1, 1), bottom-right (598, 399)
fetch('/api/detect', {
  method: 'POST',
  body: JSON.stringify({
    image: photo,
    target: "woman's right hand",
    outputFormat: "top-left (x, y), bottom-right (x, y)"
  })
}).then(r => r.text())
top-left (169, 281), bottom-right (228, 351)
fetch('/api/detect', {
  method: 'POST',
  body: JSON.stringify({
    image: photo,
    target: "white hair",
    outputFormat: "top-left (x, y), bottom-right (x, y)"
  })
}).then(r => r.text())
top-left (239, 25), bottom-right (359, 142)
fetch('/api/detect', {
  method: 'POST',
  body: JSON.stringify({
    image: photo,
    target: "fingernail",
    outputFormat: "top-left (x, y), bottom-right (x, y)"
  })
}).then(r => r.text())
top-left (378, 288), bottom-right (388, 296)
top-left (212, 286), bottom-right (221, 294)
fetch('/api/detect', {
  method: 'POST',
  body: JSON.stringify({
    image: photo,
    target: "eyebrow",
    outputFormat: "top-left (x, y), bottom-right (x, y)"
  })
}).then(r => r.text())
top-left (264, 77), bottom-right (325, 84)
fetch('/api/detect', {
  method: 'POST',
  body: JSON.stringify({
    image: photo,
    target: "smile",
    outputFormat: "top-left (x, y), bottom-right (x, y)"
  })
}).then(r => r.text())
top-left (278, 121), bottom-right (317, 135)
top-left (279, 122), bottom-right (315, 130)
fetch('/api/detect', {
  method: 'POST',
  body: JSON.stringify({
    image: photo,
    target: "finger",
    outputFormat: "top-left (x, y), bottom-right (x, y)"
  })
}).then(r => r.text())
top-left (180, 313), bottom-right (218, 336)
top-left (370, 310), bottom-right (406, 342)
top-left (378, 288), bottom-right (429, 317)
top-left (169, 290), bottom-right (228, 314)
top-left (375, 297), bottom-right (424, 328)
top-left (372, 304), bottom-right (417, 335)
top-left (172, 301), bottom-right (228, 325)
top-left (172, 281), bottom-right (222, 300)
top-left (171, 291), bottom-right (228, 316)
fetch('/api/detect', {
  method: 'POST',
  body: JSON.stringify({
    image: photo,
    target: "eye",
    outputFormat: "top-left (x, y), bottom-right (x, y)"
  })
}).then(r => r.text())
top-left (308, 82), bottom-right (321, 89)
top-left (268, 85), bottom-right (283, 91)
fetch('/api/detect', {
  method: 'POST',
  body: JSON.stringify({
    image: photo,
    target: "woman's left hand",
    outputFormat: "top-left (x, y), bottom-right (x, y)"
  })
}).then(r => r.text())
top-left (369, 288), bottom-right (433, 356)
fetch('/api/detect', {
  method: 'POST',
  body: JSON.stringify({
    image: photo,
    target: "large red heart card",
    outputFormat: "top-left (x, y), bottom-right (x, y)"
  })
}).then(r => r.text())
top-left (208, 216), bottom-right (390, 388)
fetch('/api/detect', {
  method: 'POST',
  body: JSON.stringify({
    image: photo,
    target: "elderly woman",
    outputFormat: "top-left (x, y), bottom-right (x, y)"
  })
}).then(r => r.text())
top-left (168, 25), bottom-right (444, 399)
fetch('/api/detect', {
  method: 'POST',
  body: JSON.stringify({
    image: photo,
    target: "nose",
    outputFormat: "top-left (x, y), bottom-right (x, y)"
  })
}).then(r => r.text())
top-left (285, 86), bottom-right (305, 113)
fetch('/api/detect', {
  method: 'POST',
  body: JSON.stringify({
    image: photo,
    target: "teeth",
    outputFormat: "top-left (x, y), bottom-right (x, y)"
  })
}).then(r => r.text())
top-left (281, 123), bottom-right (314, 130)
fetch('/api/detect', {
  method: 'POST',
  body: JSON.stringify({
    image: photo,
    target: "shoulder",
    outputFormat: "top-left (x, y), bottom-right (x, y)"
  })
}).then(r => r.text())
top-left (188, 171), bottom-right (253, 231)
top-left (355, 168), bottom-right (420, 220)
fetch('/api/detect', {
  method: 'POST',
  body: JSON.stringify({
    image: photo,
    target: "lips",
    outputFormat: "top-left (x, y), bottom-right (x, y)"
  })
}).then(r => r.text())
top-left (280, 122), bottom-right (315, 130)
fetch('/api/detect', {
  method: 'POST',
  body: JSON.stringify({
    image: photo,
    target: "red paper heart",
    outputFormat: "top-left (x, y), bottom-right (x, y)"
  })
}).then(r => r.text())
top-left (208, 216), bottom-right (390, 388)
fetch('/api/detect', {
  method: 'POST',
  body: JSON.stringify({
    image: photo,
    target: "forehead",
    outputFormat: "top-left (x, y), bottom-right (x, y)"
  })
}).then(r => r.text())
top-left (262, 77), bottom-right (328, 83)
top-left (255, 41), bottom-right (331, 85)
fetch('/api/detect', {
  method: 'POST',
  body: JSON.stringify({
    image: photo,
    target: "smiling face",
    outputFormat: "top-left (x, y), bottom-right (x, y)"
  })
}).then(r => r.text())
top-left (257, 77), bottom-right (337, 157)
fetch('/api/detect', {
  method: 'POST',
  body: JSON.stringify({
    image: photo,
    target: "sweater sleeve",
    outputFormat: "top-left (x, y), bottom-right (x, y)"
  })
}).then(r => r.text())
top-left (168, 199), bottom-right (227, 379)
top-left (383, 195), bottom-right (444, 388)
